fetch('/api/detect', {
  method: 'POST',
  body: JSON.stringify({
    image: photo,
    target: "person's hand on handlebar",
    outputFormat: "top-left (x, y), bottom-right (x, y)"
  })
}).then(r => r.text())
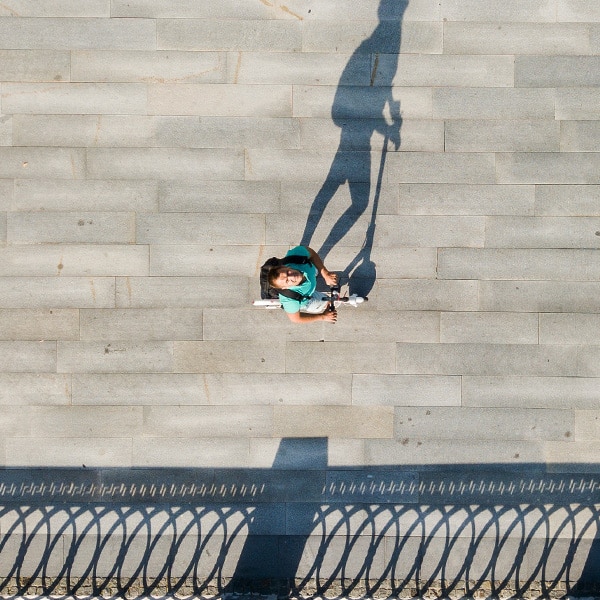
top-left (322, 309), bottom-right (337, 323)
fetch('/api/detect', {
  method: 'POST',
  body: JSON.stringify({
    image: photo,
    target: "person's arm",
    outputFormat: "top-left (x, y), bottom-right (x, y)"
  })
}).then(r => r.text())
top-left (376, 93), bottom-right (401, 150)
top-left (286, 310), bottom-right (337, 324)
top-left (305, 247), bottom-right (338, 287)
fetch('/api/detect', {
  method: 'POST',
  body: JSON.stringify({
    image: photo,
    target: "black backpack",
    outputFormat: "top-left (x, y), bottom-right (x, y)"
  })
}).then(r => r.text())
top-left (260, 255), bottom-right (313, 301)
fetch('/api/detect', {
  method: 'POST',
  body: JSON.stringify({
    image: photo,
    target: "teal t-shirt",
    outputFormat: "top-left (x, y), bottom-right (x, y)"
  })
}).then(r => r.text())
top-left (279, 246), bottom-right (317, 314)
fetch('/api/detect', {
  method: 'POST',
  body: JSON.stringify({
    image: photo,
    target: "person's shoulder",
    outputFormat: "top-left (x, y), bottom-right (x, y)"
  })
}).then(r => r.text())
top-left (285, 245), bottom-right (310, 258)
top-left (279, 296), bottom-right (300, 313)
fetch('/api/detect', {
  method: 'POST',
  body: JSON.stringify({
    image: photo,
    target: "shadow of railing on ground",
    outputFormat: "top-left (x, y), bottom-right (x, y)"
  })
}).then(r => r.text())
top-left (0, 438), bottom-right (599, 597)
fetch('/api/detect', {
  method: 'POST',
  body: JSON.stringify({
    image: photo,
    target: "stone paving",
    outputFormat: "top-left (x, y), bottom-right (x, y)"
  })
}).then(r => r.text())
top-left (0, 0), bottom-right (600, 594)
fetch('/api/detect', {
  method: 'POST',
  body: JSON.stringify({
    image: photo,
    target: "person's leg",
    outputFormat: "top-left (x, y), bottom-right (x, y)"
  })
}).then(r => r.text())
top-left (300, 180), bottom-right (341, 251)
top-left (317, 172), bottom-right (371, 254)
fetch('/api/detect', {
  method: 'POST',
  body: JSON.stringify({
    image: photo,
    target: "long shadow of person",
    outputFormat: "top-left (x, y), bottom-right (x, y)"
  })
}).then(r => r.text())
top-left (300, 0), bottom-right (407, 297)
top-left (224, 438), bottom-right (328, 593)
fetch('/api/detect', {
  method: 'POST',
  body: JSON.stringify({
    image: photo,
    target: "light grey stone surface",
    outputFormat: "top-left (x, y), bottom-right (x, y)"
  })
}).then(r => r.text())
top-left (388, 55), bottom-right (514, 87)
top-left (71, 50), bottom-right (226, 83)
top-left (484, 216), bottom-right (600, 248)
top-left (445, 120), bottom-right (560, 152)
top-left (7, 211), bottom-right (135, 244)
top-left (130, 438), bottom-right (251, 467)
top-left (0, 373), bottom-right (71, 406)
top-left (440, 311), bottom-right (539, 344)
top-left (438, 248), bottom-right (600, 280)
top-left (0, 1), bottom-right (109, 17)
top-left (203, 308), bottom-right (439, 343)
top-left (592, 23), bottom-right (600, 50)
top-left (0, 341), bottom-right (57, 372)
top-left (2, 1), bottom-right (600, 587)
top-left (376, 280), bottom-right (479, 311)
top-left (13, 179), bottom-right (159, 211)
top-left (561, 120), bottom-right (600, 151)
top-left (352, 374), bottom-right (461, 406)
top-left (535, 185), bottom-right (600, 217)
top-left (147, 83), bottom-right (291, 117)
top-left (158, 19), bottom-right (302, 52)
top-left (516, 56), bottom-right (600, 87)
top-left (87, 148), bottom-right (244, 180)
top-left (0, 116), bottom-right (10, 146)
top-left (159, 181), bottom-right (281, 212)
top-left (80, 308), bottom-right (203, 341)
top-left (115, 276), bottom-right (246, 308)
top-left (395, 343), bottom-right (578, 376)
top-left (110, 0), bottom-right (292, 19)
top-left (574, 410), bottom-right (600, 440)
top-left (157, 116), bottom-right (301, 150)
top-left (143, 405), bottom-right (273, 438)
top-left (555, 88), bottom-right (600, 120)
top-left (334, 247), bottom-right (438, 278)
top-left (137, 213), bottom-right (264, 244)
top-left (2, 83), bottom-right (148, 115)
top-left (0, 50), bottom-right (70, 82)
top-left (441, 0), bottom-right (556, 22)
top-left (286, 342), bottom-right (396, 374)
top-left (375, 215), bottom-right (485, 247)
top-left (17, 405), bottom-right (144, 437)
top-left (479, 280), bottom-right (600, 312)
top-left (0, 147), bottom-right (86, 178)
top-left (57, 341), bottom-right (174, 373)
top-left (273, 405), bottom-right (394, 438)
top-left (385, 151), bottom-right (496, 183)
top-left (174, 341), bottom-right (286, 374)
top-left (229, 52), bottom-right (371, 86)
top-left (540, 313), bottom-right (600, 345)
top-left (393, 407), bottom-right (573, 441)
top-left (303, 21), bottom-right (442, 53)
top-left (433, 88), bottom-right (555, 120)
top-left (0, 180), bottom-right (12, 209)
top-left (150, 244), bottom-right (282, 277)
top-left (558, 0), bottom-right (600, 21)
top-left (222, 373), bottom-right (351, 405)
top-left (13, 114), bottom-right (157, 147)
top-left (398, 183), bottom-right (535, 215)
top-left (4, 437), bottom-right (133, 467)
top-left (443, 22), bottom-right (592, 54)
top-left (0, 245), bottom-right (148, 276)
top-left (0, 533), bottom-right (63, 573)
top-left (72, 373), bottom-right (223, 405)
top-left (364, 438), bottom-right (545, 466)
top-left (463, 376), bottom-right (600, 409)
top-left (0, 309), bottom-right (79, 341)
top-left (0, 17), bottom-right (156, 50)
top-left (0, 277), bottom-right (115, 308)
top-left (247, 149), bottom-right (370, 183)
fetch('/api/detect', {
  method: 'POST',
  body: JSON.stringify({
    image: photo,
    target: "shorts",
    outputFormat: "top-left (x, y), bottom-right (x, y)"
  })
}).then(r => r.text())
top-left (299, 291), bottom-right (339, 314)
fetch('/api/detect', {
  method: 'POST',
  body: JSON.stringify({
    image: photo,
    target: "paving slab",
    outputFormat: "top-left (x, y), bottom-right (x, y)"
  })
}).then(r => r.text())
top-left (1, 0), bottom-right (600, 593)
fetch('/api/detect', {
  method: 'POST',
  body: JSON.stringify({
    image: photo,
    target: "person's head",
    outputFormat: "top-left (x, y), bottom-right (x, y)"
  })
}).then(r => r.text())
top-left (268, 266), bottom-right (304, 290)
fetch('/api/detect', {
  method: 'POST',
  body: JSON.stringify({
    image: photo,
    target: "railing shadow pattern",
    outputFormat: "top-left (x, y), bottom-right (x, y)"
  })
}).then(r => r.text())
top-left (0, 456), bottom-right (599, 597)
top-left (1, 502), bottom-right (598, 597)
